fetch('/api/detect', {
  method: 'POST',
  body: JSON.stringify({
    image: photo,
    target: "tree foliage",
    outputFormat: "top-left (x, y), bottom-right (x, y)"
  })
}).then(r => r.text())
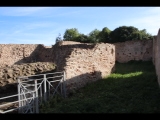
top-left (98, 27), bottom-right (111, 43)
top-left (88, 29), bottom-right (101, 43)
top-left (139, 29), bottom-right (153, 40)
top-left (63, 28), bottom-right (80, 41)
top-left (55, 33), bottom-right (62, 43)
top-left (57, 26), bottom-right (153, 44)
top-left (110, 26), bottom-right (153, 43)
top-left (75, 34), bottom-right (90, 43)
top-left (110, 26), bottom-right (139, 43)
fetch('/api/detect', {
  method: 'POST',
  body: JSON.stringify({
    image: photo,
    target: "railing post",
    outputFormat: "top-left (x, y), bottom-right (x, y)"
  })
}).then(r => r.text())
top-left (17, 78), bottom-right (22, 113)
top-left (63, 71), bottom-right (66, 98)
top-left (60, 73), bottom-right (63, 96)
top-left (32, 92), bottom-right (35, 113)
top-left (34, 79), bottom-right (39, 113)
top-left (40, 85), bottom-right (42, 104)
top-left (48, 81), bottom-right (50, 99)
top-left (0, 72), bottom-right (67, 114)
top-left (43, 74), bottom-right (47, 102)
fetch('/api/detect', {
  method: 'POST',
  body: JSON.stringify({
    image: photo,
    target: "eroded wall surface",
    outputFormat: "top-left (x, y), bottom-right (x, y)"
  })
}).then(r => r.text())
top-left (0, 62), bottom-right (56, 92)
top-left (54, 42), bottom-right (115, 92)
top-left (114, 40), bottom-right (153, 63)
top-left (0, 44), bottom-right (54, 68)
top-left (0, 39), bottom-right (155, 93)
top-left (0, 44), bottom-right (39, 68)
top-left (153, 29), bottom-right (160, 85)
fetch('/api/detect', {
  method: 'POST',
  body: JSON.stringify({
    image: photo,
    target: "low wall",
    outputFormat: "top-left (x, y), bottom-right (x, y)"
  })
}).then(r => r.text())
top-left (54, 42), bottom-right (115, 93)
top-left (114, 40), bottom-right (152, 63)
top-left (0, 62), bottom-right (56, 91)
top-left (153, 29), bottom-right (160, 85)
top-left (0, 40), bottom-right (153, 68)
top-left (0, 44), bottom-right (54, 69)
top-left (0, 44), bottom-right (39, 68)
top-left (0, 39), bottom-right (155, 94)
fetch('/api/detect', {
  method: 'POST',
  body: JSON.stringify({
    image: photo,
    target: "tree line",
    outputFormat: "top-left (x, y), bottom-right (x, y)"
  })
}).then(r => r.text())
top-left (56, 26), bottom-right (153, 43)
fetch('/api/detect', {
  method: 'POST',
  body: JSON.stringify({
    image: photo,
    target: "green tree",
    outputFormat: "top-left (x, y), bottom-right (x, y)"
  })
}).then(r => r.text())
top-left (88, 29), bottom-right (101, 43)
top-left (75, 34), bottom-right (90, 43)
top-left (63, 28), bottom-right (80, 41)
top-left (55, 33), bottom-right (62, 43)
top-left (139, 29), bottom-right (153, 40)
top-left (110, 26), bottom-right (153, 43)
top-left (131, 31), bottom-right (143, 40)
top-left (98, 27), bottom-right (111, 43)
top-left (110, 26), bottom-right (139, 43)
top-left (60, 26), bottom-right (153, 44)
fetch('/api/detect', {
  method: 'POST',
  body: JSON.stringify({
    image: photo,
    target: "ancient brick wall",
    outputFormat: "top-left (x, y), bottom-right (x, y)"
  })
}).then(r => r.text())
top-left (54, 42), bottom-right (115, 92)
top-left (0, 44), bottom-right (39, 68)
top-left (152, 36), bottom-right (157, 65)
top-left (153, 29), bottom-right (160, 85)
top-left (0, 62), bottom-right (56, 92)
top-left (114, 40), bottom-right (153, 63)
top-left (0, 39), bottom-right (155, 93)
top-left (0, 44), bottom-right (54, 68)
top-left (0, 40), bottom-right (153, 68)
top-left (35, 45), bottom-right (54, 63)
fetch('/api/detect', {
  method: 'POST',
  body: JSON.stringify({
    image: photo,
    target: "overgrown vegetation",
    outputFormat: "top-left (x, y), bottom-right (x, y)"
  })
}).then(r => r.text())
top-left (56, 26), bottom-right (153, 43)
top-left (40, 61), bottom-right (160, 113)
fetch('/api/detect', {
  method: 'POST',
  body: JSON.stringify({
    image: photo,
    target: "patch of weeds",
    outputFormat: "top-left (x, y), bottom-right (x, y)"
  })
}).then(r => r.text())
top-left (40, 61), bottom-right (160, 113)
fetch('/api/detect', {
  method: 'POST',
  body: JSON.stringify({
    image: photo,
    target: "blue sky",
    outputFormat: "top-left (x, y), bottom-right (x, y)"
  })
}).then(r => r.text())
top-left (0, 7), bottom-right (159, 46)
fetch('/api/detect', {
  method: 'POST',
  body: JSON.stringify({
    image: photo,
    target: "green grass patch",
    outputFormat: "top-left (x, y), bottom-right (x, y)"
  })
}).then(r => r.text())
top-left (40, 61), bottom-right (160, 113)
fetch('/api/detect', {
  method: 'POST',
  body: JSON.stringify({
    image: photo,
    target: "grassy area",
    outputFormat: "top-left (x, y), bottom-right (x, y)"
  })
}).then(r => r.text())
top-left (40, 61), bottom-right (160, 113)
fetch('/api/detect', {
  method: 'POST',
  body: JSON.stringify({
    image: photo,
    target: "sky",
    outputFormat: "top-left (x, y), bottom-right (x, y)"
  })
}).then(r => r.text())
top-left (0, 7), bottom-right (159, 46)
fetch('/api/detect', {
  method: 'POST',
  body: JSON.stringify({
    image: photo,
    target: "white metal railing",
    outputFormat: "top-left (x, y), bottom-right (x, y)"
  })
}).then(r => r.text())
top-left (0, 71), bottom-right (66, 114)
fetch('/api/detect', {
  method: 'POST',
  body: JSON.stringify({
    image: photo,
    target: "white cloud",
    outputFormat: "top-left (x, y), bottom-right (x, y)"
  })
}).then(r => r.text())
top-left (12, 38), bottom-right (55, 46)
top-left (5, 21), bottom-right (58, 37)
top-left (56, 9), bottom-right (83, 17)
top-left (24, 22), bottom-right (57, 30)
top-left (144, 7), bottom-right (160, 15)
top-left (117, 7), bottom-right (160, 35)
top-left (0, 7), bottom-right (55, 16)
top-left (0, 26), bottom-right (59, 46)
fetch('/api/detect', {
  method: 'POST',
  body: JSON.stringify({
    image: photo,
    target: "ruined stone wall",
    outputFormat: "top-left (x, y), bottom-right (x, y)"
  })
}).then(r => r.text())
top-left (56, 40), bottom-right (83, 46)
top-left (54, 41), bottom-right (115, 93)
top-left (153, 29), bottom-right (160, 85)
top-left (0, 44), bottom-right (54, 68)
top-left (35, 45), bottom-right (54, 63)
top-left (0, 44), bottom-right (38, 68)
top-left (114, 40), bottom-right (153, 63)
top-left (0, 62), bottom-right (56, 91)
top-left (152, 36), bottom-right (157, 65)
top-left (0, 39), bottom-right (155, 93)
top-left (0, 40), bottom-right (153, 68)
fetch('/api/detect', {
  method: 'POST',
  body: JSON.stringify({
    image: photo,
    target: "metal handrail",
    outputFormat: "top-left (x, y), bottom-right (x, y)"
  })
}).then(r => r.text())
top-left (18, 71), bottom-right (64, 79)
top-left (0, 96), bottom-right (34, 108)
top-left (0, 91), bottom-right (35, 100)
top-left (0, 71), bottom-right (66, 114)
